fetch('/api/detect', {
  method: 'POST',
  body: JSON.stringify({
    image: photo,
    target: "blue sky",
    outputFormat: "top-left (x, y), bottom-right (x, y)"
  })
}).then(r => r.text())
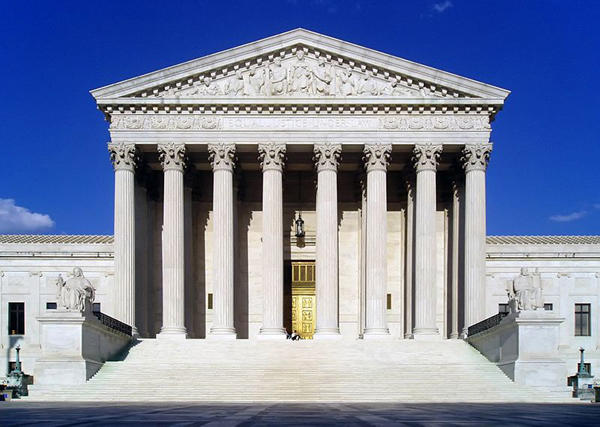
top-left (1, 0), bottom-right (598, 235)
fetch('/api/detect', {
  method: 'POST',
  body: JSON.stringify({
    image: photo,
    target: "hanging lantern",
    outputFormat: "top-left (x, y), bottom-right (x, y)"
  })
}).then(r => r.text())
top-left (295, 213), bottom-right (305, 238)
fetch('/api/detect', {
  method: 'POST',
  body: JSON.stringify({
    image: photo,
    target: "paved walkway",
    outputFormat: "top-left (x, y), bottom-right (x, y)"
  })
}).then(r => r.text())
top-left (1, 402), bottom-right (598, 426)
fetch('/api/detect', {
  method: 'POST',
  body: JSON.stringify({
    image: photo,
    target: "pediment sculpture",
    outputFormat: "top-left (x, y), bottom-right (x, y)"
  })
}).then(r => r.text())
top-left (506, 268), bottom-right (543, 312)
top-left (151, 49), bottom-right (446, 99)
top-left (55, 267), bottom-right (96, 312)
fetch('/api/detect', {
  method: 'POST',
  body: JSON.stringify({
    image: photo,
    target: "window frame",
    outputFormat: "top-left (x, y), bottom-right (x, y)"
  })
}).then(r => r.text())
top-left (8, 302), bottom-right (25, 335)
top-left (575, 303), bottom-right (591, 337)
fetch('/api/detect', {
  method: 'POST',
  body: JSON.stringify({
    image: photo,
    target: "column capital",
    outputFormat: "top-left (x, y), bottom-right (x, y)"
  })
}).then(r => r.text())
top-left (363, 143), bottom-right (391, 172)
top-left (258, 143), bottom-right (286, 172)
top-left (412, 143), bottom-right (442, 173)
top-left (461, 142), bottom-right (493, 172)
top-left (158, 143), bottom-right (187, 172)
top-left (108, 143), bottom-right (138, 172)
top-left (314, 143), bottom-right (341, 172)
top-left (208, 143), bottom-right (236, 172)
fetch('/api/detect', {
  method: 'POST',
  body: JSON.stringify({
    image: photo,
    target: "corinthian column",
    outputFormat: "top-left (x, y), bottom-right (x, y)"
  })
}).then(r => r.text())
top-left (258, 143), bottom-right (286, 339)
top-left (363, 143), bottom-right (392, 339)
top-left (461, 143), bottom-right (492, 336)
top-left (412, 143), bottom-right (442, 340)
top-left (157, 143), bottom-right (187, 339)
top-left (208, 143), bottom-right (237, 339)
top-left (314, 143), bottom-right (342, 339)
top-left (108, 143), bottom-right (138, 335)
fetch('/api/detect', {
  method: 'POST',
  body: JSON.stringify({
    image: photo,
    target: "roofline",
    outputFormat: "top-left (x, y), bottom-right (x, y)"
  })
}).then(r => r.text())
top-left (90, 28), bottom-right (510, 101)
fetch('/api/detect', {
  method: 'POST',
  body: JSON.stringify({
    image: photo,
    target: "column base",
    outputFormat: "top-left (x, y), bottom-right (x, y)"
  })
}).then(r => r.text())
top-left (157, 326), bottom-right (188, 340)
top-left (258, 327), bottom-right (287, 340)
top-left (404, 333), bottom-right (414, 339)
top-left (412, 327), bottom-right (441, 341)
top-left (363, 328), bottom-right (392, 340)
top-left (314, 328), bottom-right (342, 340)
top-left (449, 333), bottom-right (459, 339)
top-left (208, 327), bottom-right (237, 340)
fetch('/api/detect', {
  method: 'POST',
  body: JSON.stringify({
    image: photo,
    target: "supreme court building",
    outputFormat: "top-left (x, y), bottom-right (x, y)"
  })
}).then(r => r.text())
top-left (94, 28), bottom-right (505, 341)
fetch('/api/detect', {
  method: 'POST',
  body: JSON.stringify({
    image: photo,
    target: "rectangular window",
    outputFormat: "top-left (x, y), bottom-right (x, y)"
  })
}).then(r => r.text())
top-left (544, 303), bottom-right (553, 311)
top-left (46, 302), bottom-right (57, 310)
top-left (92, 303), bottom-right (101, 313)
top-left (207, 293), bottom-right (213, 310)
top-left (575, 304), bottom-right (591, 336)
top-left (498, 303), bottom-right (510, 318)
top-left (387, 294), bottom-right (392, 310)
top-left (8, 303), bottom-right (25, 335)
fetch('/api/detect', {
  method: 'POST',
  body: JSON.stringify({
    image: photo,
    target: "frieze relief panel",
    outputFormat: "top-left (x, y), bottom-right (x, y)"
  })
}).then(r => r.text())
top-left (110, 114), bottom-right (490, 131)
top-left (130, 46), bottom-right (468, 100)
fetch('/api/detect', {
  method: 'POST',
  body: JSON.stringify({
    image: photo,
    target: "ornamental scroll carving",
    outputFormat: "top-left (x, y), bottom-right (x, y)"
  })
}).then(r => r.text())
top-left (108, 143), bottom-right (138, 171)
top-left (158, 143), bottom-right (187, 171)
top-left (208, 143), bottom-right (236, 172)
top-left (111, 115), bottom-right (221, 130)
top-left (461, 143), bottom-right (492, 172)
top-left (314, 143), bottom-right (341, 172)
top-left (363, 143), bottom-right (392, 172)
top-left (145, 48), bottom-right (457, 99)
top-left (413, 143), bottom-right (442, 172)
top-left (258, 143), bottom-right (286, 171)
top-left (380, 116), bottom-right (490, 131)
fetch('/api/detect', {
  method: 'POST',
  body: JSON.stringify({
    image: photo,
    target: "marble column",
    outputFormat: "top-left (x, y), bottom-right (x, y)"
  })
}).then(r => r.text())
top-left (314, 143), bottom-right (342, 339)
top-left (363, 143), bottom-right (392, 339)
top-left (108, 143), bottom-right (138, 335)
top-left (157, 143), bottom-right (188, 339)
top-left (450, 178), bottom-right (461, 339)
top-left (461, 143), bottom-right (492, 335)
top-left (258, 143), bottom-right (287, 339)
top-left (208, 143), bottom-right (237, 339)
top-left (412, 143), bottom-right (442, 340)
top-left (404, 172), bottom-right (415, 339)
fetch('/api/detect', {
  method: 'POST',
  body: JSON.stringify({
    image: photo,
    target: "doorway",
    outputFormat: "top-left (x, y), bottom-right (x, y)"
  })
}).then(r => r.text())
top-left (284, 261), bottom-right (316, 339)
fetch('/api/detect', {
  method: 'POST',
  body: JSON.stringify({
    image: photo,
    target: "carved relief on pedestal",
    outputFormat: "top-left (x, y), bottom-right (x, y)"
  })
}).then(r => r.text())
top-left (313, 143), bottom-right (342, 172)
top-left (258, 143), bottom-right (286, 171)
top-left (208, 143), bottom-right (236, 172)
top-left (461, 142), bottom-right (493, 172)
top-left (158, 143), bottom-right (187, 171)
top-left (363, 143), bottom-right (392, 172)
top-left (108, 143), bottom-right (138, 171)
top-left (412, 143), bottom-right (442, 172)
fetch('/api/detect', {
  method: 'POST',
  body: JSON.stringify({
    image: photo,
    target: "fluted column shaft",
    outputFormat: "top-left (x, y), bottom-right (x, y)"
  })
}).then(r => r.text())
top-left (314, 143), bottom-right (342, 339)
top-left (404, 175), bottom-right (415, 339)
top-left (413, 143), bottom-right (442, 339)
top-left (258, 143), bottom-right (286, 339)
top-left (462, 143), bottom-right (492, 335)
top-left (158, 143), bottom-right (187, 339)
top-left (450, 179), bottom-right (461, 339)
top-left (209, 143), bottom-right (237, 339)
top-left (363, 143), bottom-right (391, 339)
top-left (108, 143), bottom-right (138, 335)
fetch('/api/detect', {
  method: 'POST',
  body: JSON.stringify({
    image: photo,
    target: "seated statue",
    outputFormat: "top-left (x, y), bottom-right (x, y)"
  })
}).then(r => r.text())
top-left (55, 267), bottom-right (95, 312)
top-left (507, 268), bottom-right (543, 311)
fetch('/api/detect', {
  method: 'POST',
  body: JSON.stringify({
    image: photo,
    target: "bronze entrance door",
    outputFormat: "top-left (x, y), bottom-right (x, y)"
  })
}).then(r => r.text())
top-left (285, 261), bottom-right (316, 339)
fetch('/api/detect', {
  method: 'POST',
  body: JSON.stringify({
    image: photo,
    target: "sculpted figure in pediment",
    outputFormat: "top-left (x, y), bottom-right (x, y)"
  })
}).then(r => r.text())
top-left (312, 57), bottom-right (333, 96)
top-left (267, 57), bottom-right (288, 96)
top-left (336, 65), bottom-right (356, 96)
top-left (357, 71), bottom-right (379, 96)
top-left (224, 70), bottom-right (245, 96)
top-left (381, 80), bottom-right (416, 97)
top-left (182, 76), bottom-right (221, 97)
top-left (246, 66), bottom-right (266, 96)
top-left (289, 50), bottom-right (312, 95)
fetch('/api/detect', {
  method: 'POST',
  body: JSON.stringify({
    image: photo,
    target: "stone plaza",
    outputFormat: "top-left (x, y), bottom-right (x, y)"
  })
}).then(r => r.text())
top-left (1, 30), bottom-right (599, 403)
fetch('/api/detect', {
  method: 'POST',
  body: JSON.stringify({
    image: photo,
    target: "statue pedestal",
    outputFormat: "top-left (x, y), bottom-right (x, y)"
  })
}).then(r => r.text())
top-left (33, 310), bottom-right (132, 387)
top-left (496, 311), bottom-right (567, 390)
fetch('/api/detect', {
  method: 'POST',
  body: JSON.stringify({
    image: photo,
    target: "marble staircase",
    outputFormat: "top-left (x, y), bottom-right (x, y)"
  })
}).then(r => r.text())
top-left (26, 339), bottom-right (574, 402)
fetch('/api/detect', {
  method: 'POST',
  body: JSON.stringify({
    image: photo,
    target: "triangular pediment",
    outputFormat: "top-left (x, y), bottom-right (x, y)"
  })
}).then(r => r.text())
top-left (91, 29), bottom-right (509, 104)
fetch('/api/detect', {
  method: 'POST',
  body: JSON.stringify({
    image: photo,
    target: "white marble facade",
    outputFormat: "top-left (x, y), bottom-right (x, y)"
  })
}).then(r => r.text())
top-left (1, 30), bottom-right (599, 381)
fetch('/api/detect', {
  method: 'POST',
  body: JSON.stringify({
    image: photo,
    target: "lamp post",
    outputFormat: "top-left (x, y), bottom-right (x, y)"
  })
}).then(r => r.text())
top-left (295, 212), bottom-right (305, 238)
